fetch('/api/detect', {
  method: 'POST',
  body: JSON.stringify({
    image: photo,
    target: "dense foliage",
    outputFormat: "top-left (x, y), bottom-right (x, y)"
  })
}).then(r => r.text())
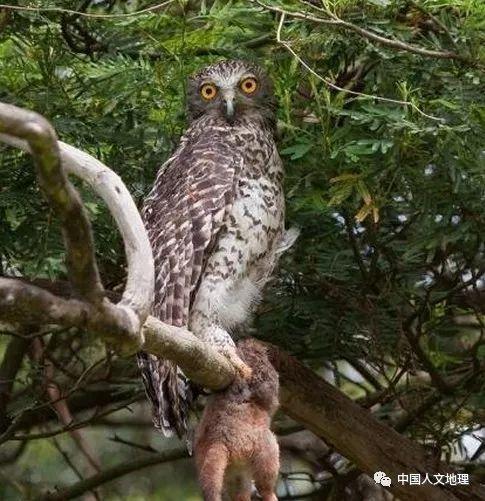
top-left (0, 1), bottom-right (484, 499)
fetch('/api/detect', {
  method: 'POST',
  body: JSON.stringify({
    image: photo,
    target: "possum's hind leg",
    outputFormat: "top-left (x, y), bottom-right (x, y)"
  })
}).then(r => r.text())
top-left (196, 442), bottom-right (229, 501)
top-left (251, 432), bottom-right (280, 501)
top-left (225, 464), bottom-right (252, 501)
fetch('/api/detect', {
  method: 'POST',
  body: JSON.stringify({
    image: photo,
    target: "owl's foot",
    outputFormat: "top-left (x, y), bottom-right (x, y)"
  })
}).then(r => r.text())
top-left (220, 346), bottom-right (252, 379)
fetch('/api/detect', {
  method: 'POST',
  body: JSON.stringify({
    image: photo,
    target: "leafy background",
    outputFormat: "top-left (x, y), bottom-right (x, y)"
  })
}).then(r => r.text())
top-left (0, 0), bottom-right (484, 499)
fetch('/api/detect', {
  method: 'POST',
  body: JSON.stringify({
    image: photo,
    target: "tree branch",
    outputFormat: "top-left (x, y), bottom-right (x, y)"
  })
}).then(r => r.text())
top-left (142, 316), bottom-right (235, 389)
top-left (273, 12), bottom-right (443, 122)
top-left (0, 103), bottom-right (103, 304)
top-left (0, 1), bottom-right (174, 19)
top-left (31, 338), bottom-right (101, 475)
top-left (269, 345), bottom-right (485, 501)
top-left (0, 279), bottom-right (235, 391)
top-left (40, 447), bottom-right (188, 501)
top-left (0, 277), bottom-right (141, 354)
top-left (0, 336), bottom-right (28, 432)
top-left (0, 133), bottom-right (153, 323)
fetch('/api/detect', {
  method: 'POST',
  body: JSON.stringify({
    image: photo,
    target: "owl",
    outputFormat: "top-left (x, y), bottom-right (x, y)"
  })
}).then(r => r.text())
top-left (138, 59), bottom-right (290, 437)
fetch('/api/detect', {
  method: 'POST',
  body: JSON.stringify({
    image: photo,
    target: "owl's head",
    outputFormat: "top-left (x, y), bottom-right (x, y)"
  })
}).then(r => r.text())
top-left (187, 60), bottom-right (276, 128)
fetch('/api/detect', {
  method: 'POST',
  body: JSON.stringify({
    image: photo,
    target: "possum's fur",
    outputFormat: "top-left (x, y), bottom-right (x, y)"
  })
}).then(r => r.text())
top-left (194, 339), bottom-right (279, 501)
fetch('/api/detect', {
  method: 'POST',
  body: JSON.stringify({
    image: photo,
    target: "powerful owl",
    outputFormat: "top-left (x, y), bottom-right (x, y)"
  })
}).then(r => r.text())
top-left (138, 59), bottom-right (290, 437)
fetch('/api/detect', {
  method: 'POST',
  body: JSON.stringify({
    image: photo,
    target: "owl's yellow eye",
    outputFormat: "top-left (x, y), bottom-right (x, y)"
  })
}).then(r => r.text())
top-left (240, 77), bottom-right (258, 95)
top-left (200, 83), bottom-right (218, 100)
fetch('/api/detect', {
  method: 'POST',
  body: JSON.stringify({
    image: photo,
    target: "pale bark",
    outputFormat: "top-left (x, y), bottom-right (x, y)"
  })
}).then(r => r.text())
top-left (0, 104), bottom-right (104, 304)
top-left (0, 132), bottom-right (154, 323)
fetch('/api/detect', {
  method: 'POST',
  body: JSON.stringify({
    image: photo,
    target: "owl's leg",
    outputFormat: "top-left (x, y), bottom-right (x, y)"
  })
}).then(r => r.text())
top-left (192, 321), bottom-right (252, 379)
top-left (190, 281), bottom-right (252, 378)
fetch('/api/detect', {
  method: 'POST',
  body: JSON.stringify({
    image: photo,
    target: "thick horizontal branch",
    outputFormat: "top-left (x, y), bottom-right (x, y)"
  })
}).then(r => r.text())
top-left (0, 278), bottom-right (234, 390)
top-left (2, 102), bottom-right (483, 501)
top-left (0, 278), bottom-right (140, 354)
top-left (270, 346), bottom-right (485, 501)
top-left (143, 316), bottom-right (235, 389)
top-left (12, 336), bottom-right (485, 501)
top-left (0, 100), bottom-right (238, 399)
top-left (2, 278), bottom-right (482, 500)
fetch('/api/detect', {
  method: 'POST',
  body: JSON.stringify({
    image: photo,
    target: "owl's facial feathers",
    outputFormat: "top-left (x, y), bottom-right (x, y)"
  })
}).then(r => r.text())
top-left (187, 60), bottom-right (276, 128)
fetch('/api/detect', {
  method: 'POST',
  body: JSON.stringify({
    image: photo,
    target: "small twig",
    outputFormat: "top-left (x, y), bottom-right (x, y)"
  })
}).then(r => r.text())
top-left (394, 390), bottom-right (443, 432)
top-left (9, 395), bottom-right (141, 441)
top-left (255, 1), bottom-right (470, 62)
top-left (274, 13), bottom-right (443, 122)
top-left (0, 440), bottom-right (27, 465)
top-left (88, 418), bottom-right (151, 428)
top-left (408, 0), bottom-right (458, 49)
top-left (52, 438), bottom-right (85, 482)
top-left (0, 471), bottom-right (28, 497)
top-left (109, 433), bottom-right (158, 453)
top-left (343, 212), bottom-right (371, 284)
top-left (342, 357), bottom-right (383, 391)
top-left (31, 338), bottom-right (102, 473)
top-left (40, 447), bottom-right (188, 501)
top-left (0, 1), bottom-right (174, 19)
top-left (403, 323), bottom-right (451, 394)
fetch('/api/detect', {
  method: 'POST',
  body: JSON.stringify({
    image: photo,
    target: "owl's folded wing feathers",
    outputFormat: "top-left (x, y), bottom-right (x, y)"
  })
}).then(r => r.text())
top-left (138, 131), bottom-right (242, 436)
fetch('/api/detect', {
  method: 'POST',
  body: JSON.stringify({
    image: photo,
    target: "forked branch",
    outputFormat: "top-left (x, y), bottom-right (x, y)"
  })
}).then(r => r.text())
top-left (0, 101), bottom-right (235, 383)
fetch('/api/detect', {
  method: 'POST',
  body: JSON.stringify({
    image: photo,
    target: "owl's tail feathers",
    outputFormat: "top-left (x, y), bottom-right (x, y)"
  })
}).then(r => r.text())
top-left (137, 352), bottom-right (190, 438)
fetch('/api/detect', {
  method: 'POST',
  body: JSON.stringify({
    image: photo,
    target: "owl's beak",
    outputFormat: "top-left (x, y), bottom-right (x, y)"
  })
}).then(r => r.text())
top-left (222, 91), bottom-right (235, 123)
top-left (224, 98), bottom-right (235, 122)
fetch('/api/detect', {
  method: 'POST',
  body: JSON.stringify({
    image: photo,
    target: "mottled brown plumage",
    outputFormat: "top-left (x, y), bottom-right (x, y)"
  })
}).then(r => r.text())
top-left (138, 60), bottom-right (291, 437)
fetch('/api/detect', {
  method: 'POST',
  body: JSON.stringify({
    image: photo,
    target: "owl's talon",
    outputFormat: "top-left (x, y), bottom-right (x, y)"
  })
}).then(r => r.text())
top-left (220, 347), bottom-right (252, 379)
top-left (237, 362), bottom-right (253, 379)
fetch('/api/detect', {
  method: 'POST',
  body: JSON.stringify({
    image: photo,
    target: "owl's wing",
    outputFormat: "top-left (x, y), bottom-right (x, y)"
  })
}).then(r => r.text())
top-left (138, 132), bottom-right (241, 436)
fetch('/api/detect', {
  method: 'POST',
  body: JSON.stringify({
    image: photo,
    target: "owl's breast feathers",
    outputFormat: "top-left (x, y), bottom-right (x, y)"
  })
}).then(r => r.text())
top-left (142, 116), bottom-right (284, 328)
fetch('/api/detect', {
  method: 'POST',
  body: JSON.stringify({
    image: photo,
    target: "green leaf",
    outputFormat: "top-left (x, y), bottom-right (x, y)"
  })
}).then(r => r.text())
top-left (281, 142), bottom-right (313, 160)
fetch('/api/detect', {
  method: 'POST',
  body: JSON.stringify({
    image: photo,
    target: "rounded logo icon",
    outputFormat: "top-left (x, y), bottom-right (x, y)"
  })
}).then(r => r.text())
top-left (381, 476), bottom-right (392, 487)
top-left (374, 471), bottom-right (386, 483)
top-left (374, 471), bottom-right (392, 486)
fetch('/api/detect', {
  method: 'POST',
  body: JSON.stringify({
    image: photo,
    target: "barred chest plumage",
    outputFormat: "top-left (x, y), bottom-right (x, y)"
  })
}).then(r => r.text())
top-left (188, 117), bottom-right (285, 335)
top-left (226, 120), bottom-right (284, 280)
